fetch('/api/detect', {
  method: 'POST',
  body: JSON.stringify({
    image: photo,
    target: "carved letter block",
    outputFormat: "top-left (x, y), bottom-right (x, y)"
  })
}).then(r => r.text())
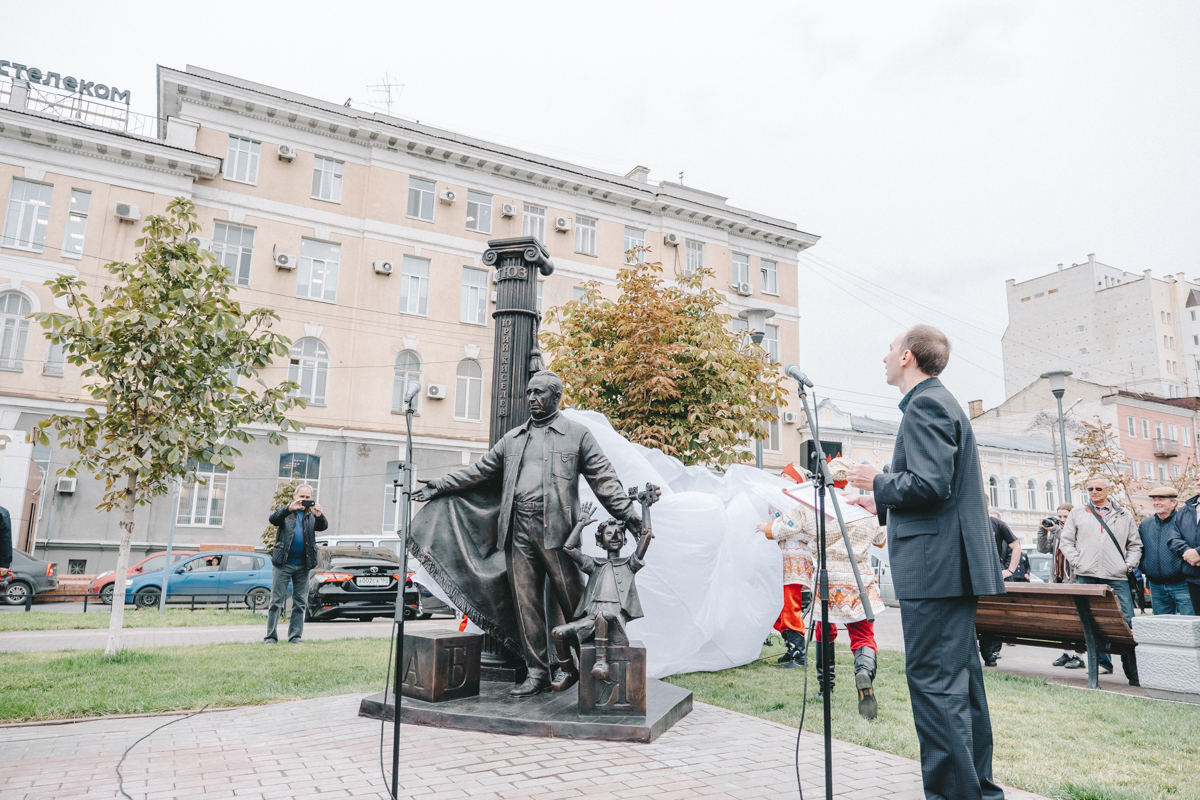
top-left (399, 630), bottom-right (482, 703)
top-left (578, 641), bottom-right (647, 715)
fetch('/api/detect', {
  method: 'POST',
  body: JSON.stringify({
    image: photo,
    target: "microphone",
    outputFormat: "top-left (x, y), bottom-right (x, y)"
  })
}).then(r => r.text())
top-left (404, 382), bottom-right (421, 404)
top-left (784, 363), bottom-right (813, 388)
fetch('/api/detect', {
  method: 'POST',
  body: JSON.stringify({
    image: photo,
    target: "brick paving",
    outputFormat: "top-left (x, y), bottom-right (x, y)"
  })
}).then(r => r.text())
top-left (0, 694), bottom-right (1051, 800)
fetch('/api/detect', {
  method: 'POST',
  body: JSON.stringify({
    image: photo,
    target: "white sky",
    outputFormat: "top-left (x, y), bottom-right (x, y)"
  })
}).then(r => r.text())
top-left (6, 1), bottom-right (1198, 421)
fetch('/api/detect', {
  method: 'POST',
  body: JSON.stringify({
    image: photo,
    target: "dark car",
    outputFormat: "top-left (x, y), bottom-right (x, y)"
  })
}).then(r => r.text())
top-left (4, 549), bottom-right (59, 605)
top-left (306, 547), bottom-right (405, 622)
top-left (1025, 549), bottom-right (1053, 584)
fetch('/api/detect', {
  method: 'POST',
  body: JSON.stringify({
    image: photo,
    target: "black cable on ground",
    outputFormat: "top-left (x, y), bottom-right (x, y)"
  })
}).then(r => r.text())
top-left (116, 704), bottom-right (209, 799)
top-left (379, 619), bottom-right (399, 800)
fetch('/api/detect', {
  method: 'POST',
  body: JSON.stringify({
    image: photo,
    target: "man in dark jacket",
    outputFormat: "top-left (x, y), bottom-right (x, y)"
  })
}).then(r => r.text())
top-left (265, 484), bottom-right (328, 644)
top-left (849, 325), bottom-right (1006, 800)
top-left (1141, 486), bottom-right (1193, 615)
top-left (1168, 473), bottom-right (1200, 614)
top-left (0, 505), bottom-right (12, 587)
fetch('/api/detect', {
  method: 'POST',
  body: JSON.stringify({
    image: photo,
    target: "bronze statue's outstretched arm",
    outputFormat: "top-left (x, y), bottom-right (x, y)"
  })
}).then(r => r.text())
top-left (562, 501), bottom-right (598, 552)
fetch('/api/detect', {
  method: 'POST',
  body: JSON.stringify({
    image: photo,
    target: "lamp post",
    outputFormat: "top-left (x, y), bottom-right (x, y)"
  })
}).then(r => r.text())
top-left (739, 308), bottom-right (776, 470)
top-left (1042, 370), bottom-right (1073, 504)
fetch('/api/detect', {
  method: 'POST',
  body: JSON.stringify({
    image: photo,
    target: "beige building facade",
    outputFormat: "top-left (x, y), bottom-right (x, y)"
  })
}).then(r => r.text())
top-left (0, 65), bottom-right (818, 574)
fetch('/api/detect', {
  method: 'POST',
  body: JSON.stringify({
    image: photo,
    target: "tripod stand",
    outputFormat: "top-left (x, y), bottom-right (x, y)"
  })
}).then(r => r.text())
top-left (784, 363), bottom-right (874, 800)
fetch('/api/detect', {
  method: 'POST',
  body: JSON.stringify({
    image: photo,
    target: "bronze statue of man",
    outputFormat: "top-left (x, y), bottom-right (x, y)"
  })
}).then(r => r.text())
top-left (413, 370), bottom-right (641, 697)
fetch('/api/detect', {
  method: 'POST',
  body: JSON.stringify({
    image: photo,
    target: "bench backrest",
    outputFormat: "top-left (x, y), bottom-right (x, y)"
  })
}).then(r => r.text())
top-left (975, 584), bottom-right (1135, 647)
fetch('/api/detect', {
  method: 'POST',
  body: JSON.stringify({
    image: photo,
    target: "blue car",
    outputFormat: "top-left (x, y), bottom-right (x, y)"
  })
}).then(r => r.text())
top-left (125, 551), bottom-right (273, 610)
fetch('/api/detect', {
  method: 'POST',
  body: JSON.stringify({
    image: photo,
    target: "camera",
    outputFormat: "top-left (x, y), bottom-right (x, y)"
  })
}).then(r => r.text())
top-left (1041, 517), bottom-right (1058, 529)
top-left (302, 499), bottom-right (315, 508)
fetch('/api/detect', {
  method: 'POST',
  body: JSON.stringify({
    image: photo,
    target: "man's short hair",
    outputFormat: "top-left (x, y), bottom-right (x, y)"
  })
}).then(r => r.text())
top-left (1057, 503), bottom-right (1073, 512)
top-left (531, 370), bottom-right (563, 399)
top-left (1085, 476), bottom-right (1110, 488)
top-left (901, 325), bottom-right (951, 377)
top-left (294, 484), bottom-right (314, 496)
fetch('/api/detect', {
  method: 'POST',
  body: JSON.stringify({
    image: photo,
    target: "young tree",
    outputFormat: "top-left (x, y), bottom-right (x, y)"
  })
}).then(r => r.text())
top-left (1071, 417), bottom-right (1145, 523)
top-left (540, 253), bottom-right (788, 467)
top-left (263, 481), bottom-right (300, 547)
top-left (31, 198), bottom-right (304, 655)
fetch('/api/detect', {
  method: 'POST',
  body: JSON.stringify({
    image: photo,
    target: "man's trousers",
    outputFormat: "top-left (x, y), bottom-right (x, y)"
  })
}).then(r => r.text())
top-left (900, 596), bottom-right (1004, 800)
top-left (506, 502), bottom-right (584, 680)
top-left (1149, 580), bottom-right (1195, 615)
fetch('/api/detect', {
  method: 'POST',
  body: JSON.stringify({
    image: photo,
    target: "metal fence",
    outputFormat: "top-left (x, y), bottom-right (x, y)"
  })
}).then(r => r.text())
top-left (14, 591), bottom-right (269, 613)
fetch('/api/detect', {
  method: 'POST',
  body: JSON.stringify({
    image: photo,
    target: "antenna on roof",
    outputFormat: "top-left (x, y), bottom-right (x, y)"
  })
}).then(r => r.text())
top-left (366, 73), bottom-right (405, 117)
top-left (679, 171), bottom-right (684, 185)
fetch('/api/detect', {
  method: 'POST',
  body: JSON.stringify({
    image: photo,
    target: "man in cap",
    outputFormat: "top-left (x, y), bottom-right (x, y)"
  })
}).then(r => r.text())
top-left (1141, 485), bottom-right (1194, 615)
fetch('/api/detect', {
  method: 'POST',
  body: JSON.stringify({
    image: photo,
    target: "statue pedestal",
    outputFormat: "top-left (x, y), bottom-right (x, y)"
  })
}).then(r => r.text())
top-left (578, 641), bottom-right (647, 715)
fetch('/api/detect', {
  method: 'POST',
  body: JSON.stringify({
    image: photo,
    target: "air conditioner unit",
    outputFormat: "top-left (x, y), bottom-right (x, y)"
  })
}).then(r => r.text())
top-left (114, 203), bottom-right (141, 222)
top-left (56, 476), bottom-right (77, 494)
top-left (735, 282), bottom-right (753, 296)
top-left (277, 144), bottom-right (297, 162)
top-left (274, 251), bottom-right (297, 270)
top-left (500, 203), bottom-right (517, 217)
top-left (426, 384), bottom-right (448, 399)
top-left (439, 189), bottom-right (458, 204)
top-left (373, 260), bottom-right (394, 275)
top-left (781, 411), bottom-right (798, 424)
top-left (663, 232), bottom-right (682, 246)
top-left (554, 216), bottom-right (572, 232)
top-left (186, 236), bottom-right (211, 250)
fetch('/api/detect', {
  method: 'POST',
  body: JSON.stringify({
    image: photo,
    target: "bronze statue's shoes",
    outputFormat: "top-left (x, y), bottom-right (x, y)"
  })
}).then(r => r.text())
top-left (550, 667), bottom-right (579, 692)
top-left (591, 660), bottom-right (610, 681)
top-left (510, 676), bottom-right (552, 698)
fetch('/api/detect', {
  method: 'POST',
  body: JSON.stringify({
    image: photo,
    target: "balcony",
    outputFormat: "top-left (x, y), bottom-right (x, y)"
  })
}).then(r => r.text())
top-left (1153, 437), bottom-right (1180, 457)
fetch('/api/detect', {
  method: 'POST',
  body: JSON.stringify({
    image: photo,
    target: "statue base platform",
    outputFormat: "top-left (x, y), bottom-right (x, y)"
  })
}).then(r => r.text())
top-left (358, 678), bottom-right (692, 743)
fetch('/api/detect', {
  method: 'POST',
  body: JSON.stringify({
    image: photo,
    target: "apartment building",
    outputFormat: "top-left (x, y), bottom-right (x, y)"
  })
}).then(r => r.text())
top-left (1002, 253), bottom-right (1200, 399)
top-left (0, 63), bottom-right (819, 572)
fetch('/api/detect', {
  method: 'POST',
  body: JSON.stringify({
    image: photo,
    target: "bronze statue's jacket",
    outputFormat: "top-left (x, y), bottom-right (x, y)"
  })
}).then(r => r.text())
top-left (427, 413), bottom-right (637, 550)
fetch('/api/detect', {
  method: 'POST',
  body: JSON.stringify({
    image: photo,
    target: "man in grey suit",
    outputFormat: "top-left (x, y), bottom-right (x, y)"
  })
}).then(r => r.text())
top-left (847, 325), bottom-right (1007, 800)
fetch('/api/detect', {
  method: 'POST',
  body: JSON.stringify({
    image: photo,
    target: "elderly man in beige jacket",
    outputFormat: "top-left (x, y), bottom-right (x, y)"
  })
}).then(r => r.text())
top-left (1059, 476), bottom-right (1142, 683)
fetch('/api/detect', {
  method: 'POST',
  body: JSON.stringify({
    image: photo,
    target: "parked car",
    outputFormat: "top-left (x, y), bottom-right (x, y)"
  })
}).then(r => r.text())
top-left (306, 546), bottom-right (410, 622)
top-left (1024, 547), bottom-right (1053, 584)
top-left (125, 551), bottom-right (273, 610)
top-left (3, 549), bottom-right (58, 606)
top-left (870, 554), bottom-right (898, 608)
top-left (89, 551), bottom-right (197, 604)
top-left (316, 535), bottom-right (453, 618)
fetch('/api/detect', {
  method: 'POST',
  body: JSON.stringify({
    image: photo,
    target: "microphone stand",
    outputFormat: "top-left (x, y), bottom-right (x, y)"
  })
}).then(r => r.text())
top-left (389, 383), bottom-right (419, 800)
top-left (788, 365), bottom-right (873, 800)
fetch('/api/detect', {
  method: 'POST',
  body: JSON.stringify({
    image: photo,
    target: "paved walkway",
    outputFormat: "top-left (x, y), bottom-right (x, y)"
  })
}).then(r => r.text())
top-left (0, 693), bottom-right (1050, 800)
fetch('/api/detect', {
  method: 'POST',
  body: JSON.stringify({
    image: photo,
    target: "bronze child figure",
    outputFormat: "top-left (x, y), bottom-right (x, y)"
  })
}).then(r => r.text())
top-left (551, 484), bottom-right (660, 692)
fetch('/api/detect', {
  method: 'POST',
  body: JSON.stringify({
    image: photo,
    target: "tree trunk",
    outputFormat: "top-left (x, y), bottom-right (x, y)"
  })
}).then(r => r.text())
top-left (103, 470), bottom-right (139, 656)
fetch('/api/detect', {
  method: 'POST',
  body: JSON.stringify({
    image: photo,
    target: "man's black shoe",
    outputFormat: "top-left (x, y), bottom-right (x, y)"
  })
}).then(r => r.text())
top-left (1052, 653), bottom-right (1071, 667)
top-left (983, 658), bottom-right (997, 667)
top-left (1063, 656), bottom-right (1085, 669)
top-left (1129, 679), bottom-right (1140, 687)
top-left (510, 676), bottom-right (552, 698)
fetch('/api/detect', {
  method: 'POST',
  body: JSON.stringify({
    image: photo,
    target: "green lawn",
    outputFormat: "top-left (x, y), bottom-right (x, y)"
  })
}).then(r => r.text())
top-left (0, 638), bottom-right (392, 722)
top-left (665, 642), bottom-right (1200, 800)
top-left (0, 608), bottom-right (265, 632)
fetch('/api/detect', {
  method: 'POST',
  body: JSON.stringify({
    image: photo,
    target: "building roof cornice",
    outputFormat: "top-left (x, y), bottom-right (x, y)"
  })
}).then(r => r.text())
top-left (157, 66), bottom-right (819, 253)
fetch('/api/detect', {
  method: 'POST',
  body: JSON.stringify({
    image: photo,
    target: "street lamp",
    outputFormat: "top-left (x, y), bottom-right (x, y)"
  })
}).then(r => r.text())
top-left (739, 308), bottom-right (776, 469)
top-left (1042, 370), bottom-right (1073, 504)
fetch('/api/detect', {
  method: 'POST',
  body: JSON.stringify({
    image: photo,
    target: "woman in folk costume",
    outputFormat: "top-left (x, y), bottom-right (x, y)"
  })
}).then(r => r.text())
top-left (756, 462), bottom-right (814, 669)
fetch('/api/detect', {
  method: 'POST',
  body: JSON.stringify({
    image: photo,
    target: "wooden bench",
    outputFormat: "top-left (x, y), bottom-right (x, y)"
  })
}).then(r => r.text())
top-left (975, 583), bottom-right (1138, 689)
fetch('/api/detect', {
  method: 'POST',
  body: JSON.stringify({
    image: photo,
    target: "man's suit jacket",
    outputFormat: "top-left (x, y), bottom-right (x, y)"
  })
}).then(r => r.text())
top-left (428, 413), bottom-right (637, 551)
top-left (873, 377), bottom-right (1006, 600)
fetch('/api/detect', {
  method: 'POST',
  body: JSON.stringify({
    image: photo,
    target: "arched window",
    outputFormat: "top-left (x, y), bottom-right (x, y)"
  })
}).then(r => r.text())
top-left (1027, 479), bottom-right (1038, 510)
top-left (0, 291), bottom-right (33, 372)
top-left (988, 476), bottom-right (999, 507)
top-left (288, 338), bottom-right (329, 406)
top-left (392, 351), bottom-right (422, 413)
top-left (279, 453), bottom-right (321, 497)
top-left (455, 359), bottom-right (483, 421)
top-left (1008, 478), bottom-right (1019, 508)
top-left (1045, 480), bottom-right (1055, 510)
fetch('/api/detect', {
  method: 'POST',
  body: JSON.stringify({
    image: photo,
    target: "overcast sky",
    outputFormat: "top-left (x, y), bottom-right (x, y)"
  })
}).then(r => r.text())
top-left (7, 1), bottom-right (1198, 421)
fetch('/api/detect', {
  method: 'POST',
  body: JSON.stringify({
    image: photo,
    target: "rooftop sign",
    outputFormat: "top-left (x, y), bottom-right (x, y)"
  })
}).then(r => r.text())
top-left (0, 59), bottom-right (130, 105)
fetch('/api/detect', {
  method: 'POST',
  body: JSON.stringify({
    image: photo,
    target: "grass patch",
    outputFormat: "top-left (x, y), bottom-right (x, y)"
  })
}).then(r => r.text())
top-left (0, 638), bottom-right (392, 722)
top-left (665, 643), bottom-right (1200, 800)
top-left (0, 608), bottom-right (265, 632)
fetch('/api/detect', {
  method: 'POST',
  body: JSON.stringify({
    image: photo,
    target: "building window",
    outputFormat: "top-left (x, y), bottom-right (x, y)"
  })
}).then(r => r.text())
top-left (623, 226), bottom-right (645, 264)
top-left (1027, 479), bottom-right (1038, 510)
top-left (224, 136), bottom-right (260, 184)
top-left (988, 476), bottom-right (999, 507)
top-left (399, 255), bottom-right (430, 316)
top-left (1126, 416), bottom-right (1135, 436)
top-left (764, 324), bottom-right (780, 363)
top-left (2, 179), bottom-right (53, 252)
top-left (1008, 478), bottom-right (1019, 508)
top-left (536, 281), bottom-right (544, 313)
top-left (460, 267), bottom-right (488, 325)
top-left (1169, 424), bottom-right (1178, 442)
top-left (1145, 461), bottom-right (1153, 480)
top-left (1193, 310), bottom-right (1197, 321)
top-left (296, 239), bottom-right (340, 302)
top-left (1160, 464), bottom-right (1169, 482)
top-left (0, 291), bottom-right (32, 372)
top-left (311, 157), bottom-right (344, 203)
top-left (1142, 419), bottom-right (1150, 439)
top-left (685, 240), bottom-right (705, 276)
top-left (1155, 421), bottom-right (1163, 440)
top-left (1174, 465), bottom-right (1182, 478)
top-left (572, 286), bottom-right (587, 303)
top-left (278, 453), bottom-right (321, 496)
top-left (765, 406), bottom-right (780, 452)
top-left (61, 189), bottom-right (91, 258)
top-left (67, 559), bottom-right (87, 575)
top-left (42, 340), bottom-right (64, 377)
top-left (1131, 461), bottom-right (1140, 479)
top-left (575, 216), bottom-right (597, 256)
top-left (732, 253), bottom-right (750, 287)
top-left (177, 459), bottom-right (228, 526)
top-left (392, 350), bottom-right (421, 413)
top-left (212, 222), bottom-right (255, 286)
top-left (522, 204), bottom-right (546, 242)
top-left (1185, 426), bottom-right (1192, 446)
top-left (287, 338), bottom-right (329, 406)
top-left (1045, 481), bottom-right (1055, 509)
top-left (407, 177), bottom-right (436, 221)
top-left (466, 190), bottom-right (492, 233)
top-left (761, 259), bottom-right (778, 294)
top-left (455, 359), bottom-right (483, 422)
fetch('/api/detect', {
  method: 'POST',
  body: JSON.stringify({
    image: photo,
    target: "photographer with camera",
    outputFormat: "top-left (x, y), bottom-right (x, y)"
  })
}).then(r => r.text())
top-left (1037, 503), bottom-right (1083, 668)
top-left (265, 484), bottom-right (328, 644)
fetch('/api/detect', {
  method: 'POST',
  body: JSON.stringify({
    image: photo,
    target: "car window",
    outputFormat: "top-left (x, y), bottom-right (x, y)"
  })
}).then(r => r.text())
top-left (335, 540), bottom-right (374, 547)
top-left (181, 556), bottom-right (222, 573)
top-left (170, 553), bottom-right (192, 564)
top-left (141, 555), bottom-right (166, 572)
top-left (223, 555), bottom-right (257, 572)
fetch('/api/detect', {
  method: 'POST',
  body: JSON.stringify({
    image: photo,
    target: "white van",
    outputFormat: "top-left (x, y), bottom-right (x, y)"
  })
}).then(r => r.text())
top-left (316, 535), bottom-right (403, 556)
